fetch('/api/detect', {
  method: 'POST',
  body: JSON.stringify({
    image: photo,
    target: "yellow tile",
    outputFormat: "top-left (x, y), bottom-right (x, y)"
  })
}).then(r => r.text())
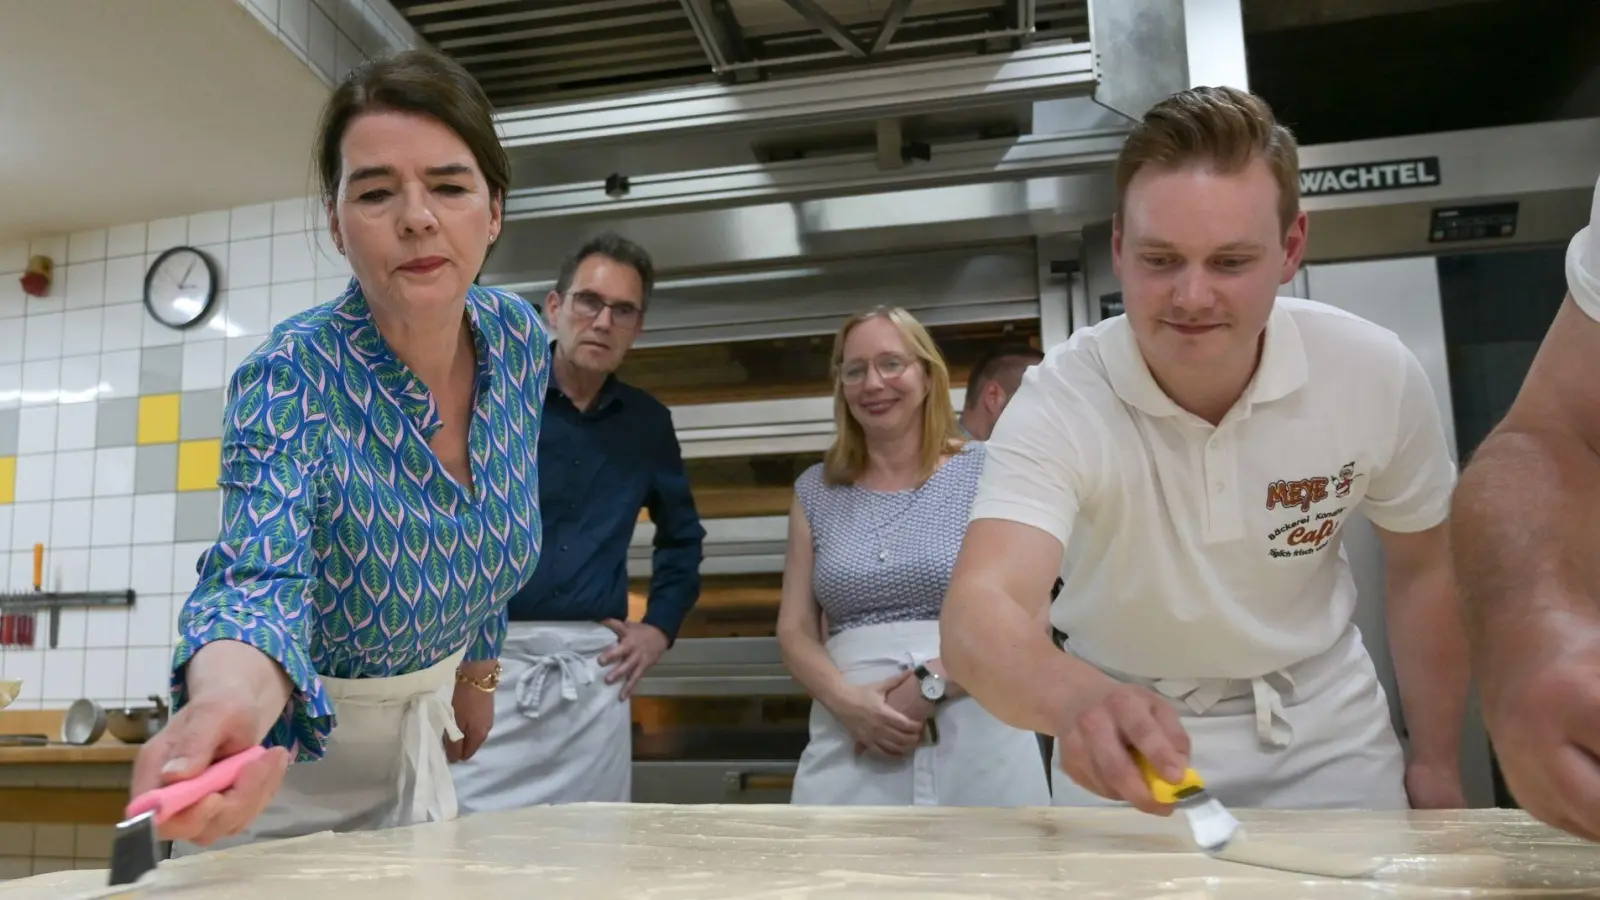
top-left (137, 394), bottom-right (181, 445)
top-left (0, 456), bottom-right (13, 505)
top-left (177, 439), bottom-right (222, 492)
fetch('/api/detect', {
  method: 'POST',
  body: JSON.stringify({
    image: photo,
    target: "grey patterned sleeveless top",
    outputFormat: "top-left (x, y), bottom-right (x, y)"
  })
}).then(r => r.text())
top-left (795, 442), bottom-right (987, 635)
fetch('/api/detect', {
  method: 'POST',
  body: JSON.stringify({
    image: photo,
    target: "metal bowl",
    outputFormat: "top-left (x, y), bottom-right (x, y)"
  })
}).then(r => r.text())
top-left (62, 698), bottom-right (106, 745)
top-left (105, 696), bottom-right (169, 744)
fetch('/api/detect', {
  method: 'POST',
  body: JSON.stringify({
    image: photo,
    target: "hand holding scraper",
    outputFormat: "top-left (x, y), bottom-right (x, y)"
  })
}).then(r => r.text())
top-left (108, 745), bottom-right (277, 889)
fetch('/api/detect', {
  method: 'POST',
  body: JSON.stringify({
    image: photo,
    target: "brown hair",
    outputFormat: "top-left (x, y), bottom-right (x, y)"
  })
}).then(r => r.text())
top-left (1114, 85), bottom-right (1301, 234)
top-left (313, 48), bottom-right (510, 212)
top-left (823, 306), bottom-right (965, 487)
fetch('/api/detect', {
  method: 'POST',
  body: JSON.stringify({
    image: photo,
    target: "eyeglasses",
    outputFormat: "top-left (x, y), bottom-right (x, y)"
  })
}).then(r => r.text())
top-left (838, 353), bottom-right (915, 385)
top-left (567, 290), bottom-right (642, 327)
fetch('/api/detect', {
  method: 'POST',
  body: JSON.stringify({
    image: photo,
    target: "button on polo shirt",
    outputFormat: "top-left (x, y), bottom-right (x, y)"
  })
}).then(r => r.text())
top-left (970, 297), bottom-right (1457, 680)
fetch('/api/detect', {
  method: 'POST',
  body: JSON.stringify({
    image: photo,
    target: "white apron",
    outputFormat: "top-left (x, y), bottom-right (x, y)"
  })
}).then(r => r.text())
top-left (1050, 623), bottom-right (1407, 809)
top-left (171, 647), bottom-right (466, 857)
top-left (451, 621), bottom-right (631, 812)
top-left (790, 620), bottom-right (1051, 807)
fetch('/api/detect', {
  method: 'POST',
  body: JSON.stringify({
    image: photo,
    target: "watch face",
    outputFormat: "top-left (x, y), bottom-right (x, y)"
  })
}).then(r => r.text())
top-left (144, 247), bottom-right (218, 330)
top-left (920, 675), bottom-right (945, 700)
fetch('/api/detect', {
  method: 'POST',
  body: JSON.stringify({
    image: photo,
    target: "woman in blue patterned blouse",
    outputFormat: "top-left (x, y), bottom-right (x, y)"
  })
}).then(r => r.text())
top-left (129, 49), bottom-right (550, 851)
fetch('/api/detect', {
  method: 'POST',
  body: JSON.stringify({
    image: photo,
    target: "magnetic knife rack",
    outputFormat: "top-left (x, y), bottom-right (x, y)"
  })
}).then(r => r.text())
top-left (0, 543), bottom-right (137, 649)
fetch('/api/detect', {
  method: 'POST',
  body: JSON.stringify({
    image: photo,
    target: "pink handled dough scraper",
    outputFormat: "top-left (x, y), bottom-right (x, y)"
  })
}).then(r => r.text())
top-left (108, 745), bottom-right (270, 889)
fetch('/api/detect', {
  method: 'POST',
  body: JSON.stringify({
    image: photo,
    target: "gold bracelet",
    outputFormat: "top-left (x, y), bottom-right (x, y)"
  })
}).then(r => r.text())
top-left (456, 662), bottom-right (502, 692)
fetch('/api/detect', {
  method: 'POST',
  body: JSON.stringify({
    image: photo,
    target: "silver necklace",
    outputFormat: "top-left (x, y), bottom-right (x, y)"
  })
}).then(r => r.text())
top-left (870, 485), bottom-right (926, 563)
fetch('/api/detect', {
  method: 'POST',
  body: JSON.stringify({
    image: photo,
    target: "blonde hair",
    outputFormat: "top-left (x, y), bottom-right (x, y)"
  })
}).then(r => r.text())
top-left (1114, 85), bottom-right (1301, 234)
top-left (823, 306), bottom-right (964, 486)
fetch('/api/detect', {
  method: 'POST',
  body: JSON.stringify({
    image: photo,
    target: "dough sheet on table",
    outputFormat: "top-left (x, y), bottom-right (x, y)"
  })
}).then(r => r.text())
top-left (4, 804), bottom-right (1598, 898)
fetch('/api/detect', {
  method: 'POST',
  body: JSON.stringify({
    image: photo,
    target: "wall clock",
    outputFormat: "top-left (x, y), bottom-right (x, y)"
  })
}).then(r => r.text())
top-left (143, 246), bottom-right (219, 330)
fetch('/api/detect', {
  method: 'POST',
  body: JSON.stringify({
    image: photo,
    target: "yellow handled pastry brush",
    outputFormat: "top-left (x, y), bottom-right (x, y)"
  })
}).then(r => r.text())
top-left (1136, 754), bottom-right (1241, 854)
top-left (1135, 752), bottom-right (1388, 879)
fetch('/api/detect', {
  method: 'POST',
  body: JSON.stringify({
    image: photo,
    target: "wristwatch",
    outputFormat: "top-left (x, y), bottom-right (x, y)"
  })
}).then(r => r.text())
top-left (913, 663), bottom-right (946, 704)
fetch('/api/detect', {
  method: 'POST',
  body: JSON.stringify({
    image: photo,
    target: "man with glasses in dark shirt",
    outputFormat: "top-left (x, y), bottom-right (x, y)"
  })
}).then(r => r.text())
top-left (452, 232), bottom-right (705, 810)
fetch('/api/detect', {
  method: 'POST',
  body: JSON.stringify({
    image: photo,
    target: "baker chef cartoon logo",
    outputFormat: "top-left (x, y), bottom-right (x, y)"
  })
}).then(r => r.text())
top-left (1263, 462), bottom-right (1361, 558)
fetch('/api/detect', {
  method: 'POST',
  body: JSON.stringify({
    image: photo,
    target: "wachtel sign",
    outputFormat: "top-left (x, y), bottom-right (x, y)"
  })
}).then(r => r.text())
top-left (1299, 157), bottom-right (1441, 197)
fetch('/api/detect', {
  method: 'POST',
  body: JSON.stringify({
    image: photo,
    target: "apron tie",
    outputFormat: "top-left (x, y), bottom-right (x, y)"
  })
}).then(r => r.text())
top-left (515, 651), bottom-right (593, 720)
top-left (400, 688), bottom-right (463, 825)
top-left (1150, 670), bottom-right (1295, 749)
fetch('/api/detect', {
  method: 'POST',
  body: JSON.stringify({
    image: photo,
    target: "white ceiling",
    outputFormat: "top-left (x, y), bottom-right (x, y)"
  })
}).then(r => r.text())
top-left (0, 0), bottom-right (332, 243)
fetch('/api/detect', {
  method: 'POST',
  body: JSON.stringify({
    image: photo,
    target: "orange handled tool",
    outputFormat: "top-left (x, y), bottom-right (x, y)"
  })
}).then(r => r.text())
top-left (32, 543), bottom-right (42, 592)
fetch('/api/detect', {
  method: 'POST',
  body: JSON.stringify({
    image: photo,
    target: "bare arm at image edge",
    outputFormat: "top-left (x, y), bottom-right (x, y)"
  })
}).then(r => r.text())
top-left (1450, 215), bottom-right (1600, 837)
top-left (939, 368), bottom-right (1112, 737)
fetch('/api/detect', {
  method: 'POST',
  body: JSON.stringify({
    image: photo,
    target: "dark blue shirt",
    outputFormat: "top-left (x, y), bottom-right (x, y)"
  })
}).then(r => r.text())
top-left (505, 373), bottom-right (705, 641)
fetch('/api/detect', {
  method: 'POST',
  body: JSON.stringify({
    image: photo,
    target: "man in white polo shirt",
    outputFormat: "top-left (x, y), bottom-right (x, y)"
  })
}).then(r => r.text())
top-left (940, 85), bottom-right (1470, 813)
top-left (1450, 177), bottom-right (1600, 841)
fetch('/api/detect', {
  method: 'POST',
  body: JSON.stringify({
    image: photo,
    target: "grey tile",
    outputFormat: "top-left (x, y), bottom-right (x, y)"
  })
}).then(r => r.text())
top-left (95, 398), bottom-right (139, 448)
top-left (179, 389), bottom-right (226, 440)
top-left (134, 444), bottom-right (177, 494)
top-left (175, 491), bottom-right (221, 542)
top-left (0, 408), bottom-right (17, 456)
top-left (139, 346), bottom-right (184, 395)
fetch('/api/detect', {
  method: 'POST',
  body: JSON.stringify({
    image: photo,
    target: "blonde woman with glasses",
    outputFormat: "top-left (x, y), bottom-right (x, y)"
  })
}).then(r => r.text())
top-left (777, 306), bottom-right (1051, 806)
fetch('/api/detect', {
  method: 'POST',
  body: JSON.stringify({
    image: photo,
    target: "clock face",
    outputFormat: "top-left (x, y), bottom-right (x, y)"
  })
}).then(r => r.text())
top-left (144, 247), bottom-right (218, 330)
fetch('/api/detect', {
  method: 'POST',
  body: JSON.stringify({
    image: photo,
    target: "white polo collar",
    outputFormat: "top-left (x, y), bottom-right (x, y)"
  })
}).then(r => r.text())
top-left (1100, 302), bottom-right (1309, 419)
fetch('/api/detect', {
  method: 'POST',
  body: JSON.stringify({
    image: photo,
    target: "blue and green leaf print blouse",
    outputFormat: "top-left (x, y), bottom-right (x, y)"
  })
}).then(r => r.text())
top-left (171, 279), bottom-right (550, 761)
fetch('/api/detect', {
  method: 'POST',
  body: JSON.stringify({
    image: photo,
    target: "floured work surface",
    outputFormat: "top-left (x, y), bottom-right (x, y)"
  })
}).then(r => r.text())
top-left (5, 804), bottom-right (1600, 898)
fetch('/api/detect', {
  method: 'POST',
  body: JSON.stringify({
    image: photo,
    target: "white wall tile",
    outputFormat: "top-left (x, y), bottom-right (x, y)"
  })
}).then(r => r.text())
top-left (100, 303), bottom-right (145, 352)
top-left (98, 349), bottom-right (142, 398)
top-left (54, 450), bottom-right (95, 500)
top-left (17, 407), bottom-right (57, 453)
top-left (91, 497), bottom-right (134, 547)
top-left (125, 647), bottom-right (172, 699)
top-left (0, 508), bottom-right (11, 552)
top-left (83, 647), bottom-right (128, 699)
top-left (132, 495), bottom-right (176, 546)
top-left (226, 336), bottom-right (263, 373)
top-left (0, 274), bottom-right (25, 320)
top-left (309, 3), bottom-right (337, 80)
top-left (128, 594), bottom-right (174, 648)
top-left (64, 261), bottom-right (106, 311)
top-left (22, 313), bottom-right (63, 361)
top-left (228, 237), bottom-right (273, 289)
top-left (246, 0), bottom-right (280, 28)
top-left (2, 648), bottom-right (43, 692)
top-left (20, 360), bottom-right (60, 406)
top-left (0, 363), bottom-right (18, 411)
top-left (49, 500), bottom-right (92, 551)
top-left (58, 355), bottom-right (101, 404)
top-left (89, 547), bottom-right (131, 592)
top-left (279, 0), bottom-right (311, 51)
top-left (171, 542), bottom-right (210, 595)
top-left (315, 277), bottom-right (348, 300)
top-left (60, 309), bottom-right (103, 358)
top-left (55, 402), bottom-right (97, 449)
top-left (231, 203), bottom-right (275, 241)
top-left (188, 210), bottom-right (230, 247)
top-left (106, 224), bottom-right (146, 259)
top-left (225, 286), bottom-right (272, 336)
top-left (9, 501), bottom-right (50, 553)
top-left (69, 230), bottom-right (107, 264)
top-left (0, 322), bottom-right (21, 364)
top-left (146, 218), bottom-right (187, 254)
top-left (273, 198), bottom-right (311, 234)
top-left (85, 612), bottom-right (129, 652)
top-left (94, 448), bottom-right (136, 497)
top-left (40, 649), bottom-right (85, 701)
top-left (13, 456), bottom-right (53, 503)
top-left (271, 233), bottom-right (316, 283)
top-left (104, 255), bottom-right (146, 306)
top-left (52, 548), bottom-right (89, 593)
top-left (180, 341), bottom-right (226, 391)
top-left (269, 279), bottom-right (315, 322)
top-left (129, 544), bottom-right (174, 595)
top-left (141, 311), bottom-right (183, 348)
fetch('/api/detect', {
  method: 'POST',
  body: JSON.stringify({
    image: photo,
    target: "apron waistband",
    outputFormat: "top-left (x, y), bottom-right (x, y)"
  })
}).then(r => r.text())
top-left (320, 647), bottom-right (467, 826)
top-left (1065, 626), bottom-right (1361, 751)
top-left (503, 622), bottom-right (617, 720)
